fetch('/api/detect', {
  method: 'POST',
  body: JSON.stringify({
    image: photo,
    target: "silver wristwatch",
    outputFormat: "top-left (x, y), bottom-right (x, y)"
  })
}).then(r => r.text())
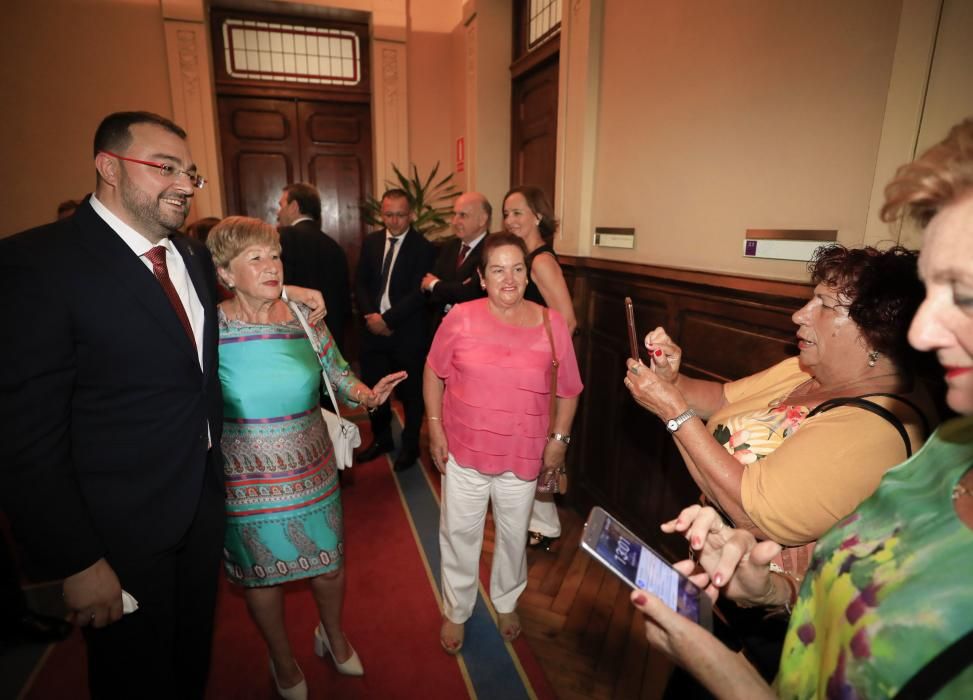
top-left (666, 408), bottom-right (697, 433)
top-left (548, 432), bottom-right (572, 446)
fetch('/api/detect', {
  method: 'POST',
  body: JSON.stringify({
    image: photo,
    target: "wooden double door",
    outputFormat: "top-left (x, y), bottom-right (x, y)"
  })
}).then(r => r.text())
top-left (217, 96), bottom-right (373, 273)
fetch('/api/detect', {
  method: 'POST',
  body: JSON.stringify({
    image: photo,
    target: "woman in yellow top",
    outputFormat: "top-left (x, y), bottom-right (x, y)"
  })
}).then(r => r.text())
top-left (623, 245), bottom-right (932, 578)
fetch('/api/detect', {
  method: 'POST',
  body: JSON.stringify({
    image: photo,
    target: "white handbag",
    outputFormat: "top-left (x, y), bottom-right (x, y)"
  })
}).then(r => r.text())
top-left (290, 302), bottom-right (362, 469)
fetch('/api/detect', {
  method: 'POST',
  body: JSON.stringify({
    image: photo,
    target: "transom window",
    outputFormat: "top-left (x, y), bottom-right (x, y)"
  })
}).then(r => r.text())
top-left (221, 18), bottom-right (361, 86)
top-left (528, 0), bottom-right (561, 49)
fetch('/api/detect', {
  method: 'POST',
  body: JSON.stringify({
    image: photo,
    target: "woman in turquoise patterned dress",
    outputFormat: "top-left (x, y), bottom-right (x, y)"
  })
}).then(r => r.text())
top-left (628, 118), bottom-right (973, 698)
top-left (207, 217), bottom-right (405, 700)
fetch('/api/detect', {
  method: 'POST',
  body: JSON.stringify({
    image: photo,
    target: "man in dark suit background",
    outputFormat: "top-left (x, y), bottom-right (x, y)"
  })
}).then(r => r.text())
top-left (421, 191), bottom-right (492, 329)
top-left (356, 188), bottom-right (436, 471)
top-left (1, 112), bottom-right (226, 698)
top-left (277, 182), bottom-right (352, 349)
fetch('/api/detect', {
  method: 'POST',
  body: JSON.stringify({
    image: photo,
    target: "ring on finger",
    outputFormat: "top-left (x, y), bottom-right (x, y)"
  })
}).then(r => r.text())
top-left (629, 364), bottom-right (640, 375)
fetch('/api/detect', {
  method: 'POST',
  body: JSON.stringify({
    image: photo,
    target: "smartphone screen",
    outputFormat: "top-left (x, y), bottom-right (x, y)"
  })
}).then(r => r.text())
top-left (625, 297), bottom-right (640, 361)
top-left (581, 507), bottom-right (711, 629)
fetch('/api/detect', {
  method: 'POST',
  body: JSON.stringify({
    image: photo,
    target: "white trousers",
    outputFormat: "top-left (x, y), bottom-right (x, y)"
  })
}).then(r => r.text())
top-left (439, 456), bottom-right (537, 622)
top-left (528, 493), bottom-right (561, 537)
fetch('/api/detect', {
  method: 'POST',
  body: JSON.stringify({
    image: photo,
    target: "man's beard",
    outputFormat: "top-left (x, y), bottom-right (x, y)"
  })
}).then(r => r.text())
top-left (119, 171), bottom-right (190, 237)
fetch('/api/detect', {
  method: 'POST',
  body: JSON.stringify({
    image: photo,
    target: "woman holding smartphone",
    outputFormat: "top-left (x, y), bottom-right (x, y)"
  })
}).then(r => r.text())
top-left (502, 185), bottom-right (578, 551)
top-left (631, 118), bottom-right (973, 699)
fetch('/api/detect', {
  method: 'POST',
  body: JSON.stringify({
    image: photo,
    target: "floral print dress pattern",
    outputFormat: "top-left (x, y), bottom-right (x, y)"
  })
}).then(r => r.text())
top-left (775, 416), bottom-right (973, 699)
top-left (713, 403), bottom-right (810, 466)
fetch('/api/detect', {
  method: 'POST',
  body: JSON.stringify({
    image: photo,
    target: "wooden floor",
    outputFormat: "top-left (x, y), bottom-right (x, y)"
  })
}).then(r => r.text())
top-left (480, 506), bottom-right (675, 700)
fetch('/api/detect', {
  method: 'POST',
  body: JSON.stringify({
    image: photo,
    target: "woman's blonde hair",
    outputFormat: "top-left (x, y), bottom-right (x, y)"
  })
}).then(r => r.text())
top-left (206, 216), bottom-right (280, 268)
top-left (880, 118), bottom-right (973, 227)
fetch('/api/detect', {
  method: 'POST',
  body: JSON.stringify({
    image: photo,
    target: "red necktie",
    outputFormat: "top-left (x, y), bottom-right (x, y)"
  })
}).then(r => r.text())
top-left (456, 243), bottom-right (471, 269)
top-left (145, 246), bottom-right (197, 352)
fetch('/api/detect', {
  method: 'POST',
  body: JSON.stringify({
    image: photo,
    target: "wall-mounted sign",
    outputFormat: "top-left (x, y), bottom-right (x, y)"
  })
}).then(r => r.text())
top-left (594, 227), bottom-right (635, 249)
top-left (455, 137), bottom-right (465, 173)
top-left (743, 229), bottom-right (837, 261)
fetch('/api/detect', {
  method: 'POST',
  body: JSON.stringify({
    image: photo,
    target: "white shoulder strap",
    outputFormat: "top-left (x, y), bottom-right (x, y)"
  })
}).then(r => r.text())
top-left (288, 301), bottom-right (342, 419)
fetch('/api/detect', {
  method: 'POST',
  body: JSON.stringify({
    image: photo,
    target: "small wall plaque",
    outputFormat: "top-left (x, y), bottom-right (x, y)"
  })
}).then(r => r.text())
top-left (743, 229), bottom-right (837, 262)
top-left (594, 227), bottom-right (635, 249)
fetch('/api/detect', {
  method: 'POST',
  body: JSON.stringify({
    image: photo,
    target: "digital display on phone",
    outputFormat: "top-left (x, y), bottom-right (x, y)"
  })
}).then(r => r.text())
top-left (593, 517), bottom-right (703, 622)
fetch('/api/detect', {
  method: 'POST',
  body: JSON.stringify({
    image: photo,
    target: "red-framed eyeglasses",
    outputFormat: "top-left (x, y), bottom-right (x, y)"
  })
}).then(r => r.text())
top-left (101, 151), bottom-right (207, 189)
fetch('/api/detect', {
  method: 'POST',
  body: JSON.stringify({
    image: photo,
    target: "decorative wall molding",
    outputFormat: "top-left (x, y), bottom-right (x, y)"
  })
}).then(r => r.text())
top-left (164, 20), bottom-right (223, 218)
top-left (371, 40), bottom-right (408, 193)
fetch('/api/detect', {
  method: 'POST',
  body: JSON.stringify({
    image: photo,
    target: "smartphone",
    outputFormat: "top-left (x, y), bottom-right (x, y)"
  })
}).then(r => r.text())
top-left (624, 297), bottom-right (640, 362)
top-left (581, 506), bottom-right (712, 630)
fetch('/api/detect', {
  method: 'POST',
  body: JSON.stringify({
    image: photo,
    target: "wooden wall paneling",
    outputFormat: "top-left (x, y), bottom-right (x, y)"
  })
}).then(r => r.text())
top-left (679, 306), bottom-right (798, 382)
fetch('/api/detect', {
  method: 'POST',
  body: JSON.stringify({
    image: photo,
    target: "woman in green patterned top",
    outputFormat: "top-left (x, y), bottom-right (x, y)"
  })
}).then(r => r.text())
top-left (629, 118), bottom-right (973, 698)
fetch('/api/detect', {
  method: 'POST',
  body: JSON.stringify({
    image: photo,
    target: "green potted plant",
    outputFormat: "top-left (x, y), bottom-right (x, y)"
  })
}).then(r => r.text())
top-left (362, 162), bottom-right (460, 241)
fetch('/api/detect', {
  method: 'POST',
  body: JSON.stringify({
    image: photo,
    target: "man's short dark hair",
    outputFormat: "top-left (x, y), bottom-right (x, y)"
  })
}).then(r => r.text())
top-left (57, 199), bottom-right (80, 219)
top-left (283, 183), bottom-right (322, 221)
top-left (93, 111), bottom-right (186, 158)
top-left (381, 188), bottom-right (412, 209)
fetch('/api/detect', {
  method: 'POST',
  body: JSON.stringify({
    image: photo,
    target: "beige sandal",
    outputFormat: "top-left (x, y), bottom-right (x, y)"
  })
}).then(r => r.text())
top-left (497, 611), bottom-right (521, 642)
top-left (440, 618), bottom-right (465, 655)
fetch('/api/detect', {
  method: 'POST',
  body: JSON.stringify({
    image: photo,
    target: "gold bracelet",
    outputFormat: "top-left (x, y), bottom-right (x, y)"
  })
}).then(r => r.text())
top-left (428, 416), bottom-right (442, 421)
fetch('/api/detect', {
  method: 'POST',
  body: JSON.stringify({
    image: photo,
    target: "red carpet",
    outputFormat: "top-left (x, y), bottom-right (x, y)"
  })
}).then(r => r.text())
top-left (21, 415), bottom-right (554, 699)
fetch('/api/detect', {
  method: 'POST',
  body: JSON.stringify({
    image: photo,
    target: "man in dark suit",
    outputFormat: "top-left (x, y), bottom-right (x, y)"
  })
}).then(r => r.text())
top-left (277, 182), bottom-right (352, 349)
top-left (356, 188), bottom-right (436, 471)
top-left (1, 112), bottom-right (226, 698)
top-left (421, 191), bottom-right (492, 329)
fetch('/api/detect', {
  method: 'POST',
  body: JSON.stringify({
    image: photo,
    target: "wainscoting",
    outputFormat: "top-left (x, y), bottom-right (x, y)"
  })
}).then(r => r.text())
top-left (560, 257), bottom-right (810, 559)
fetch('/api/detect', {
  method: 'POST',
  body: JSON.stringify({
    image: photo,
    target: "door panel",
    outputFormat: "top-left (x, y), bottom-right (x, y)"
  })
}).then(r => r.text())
top-left (511, 55), bottom-right (559, 201)
top-left (218, 97), bottom-right (300, 221)
top-left (298, 100), bottom-right (372, 275)
top-left (236, 152), bottom-right (292, 223)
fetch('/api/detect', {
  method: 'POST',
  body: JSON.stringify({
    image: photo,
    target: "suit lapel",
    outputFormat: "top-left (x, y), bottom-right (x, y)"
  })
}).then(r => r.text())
top-left (73, 203), bottom-right (200, 364)
top-left (172, 234), bottom-right (214, 375)
top-left (389, 227), bottom-right (418, 291)
top-left (457, 241), bottom-right (480, 280)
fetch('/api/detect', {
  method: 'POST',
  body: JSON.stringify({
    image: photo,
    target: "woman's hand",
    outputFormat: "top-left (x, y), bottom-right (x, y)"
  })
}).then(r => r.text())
top-left (538, 438), bottom-right (568, 486)
top-left (365, 371), bottom-right (407, 408)
top-left (428, 420), bottom-right (449, 474)
top-left (284, 286), bottom-right (327, 324)
top-left (662, 505), bottom-right (784, 607)
top-left (645, 327), bottom-right (681, 382)
top-left (630, 583), bottom-right (775, 699)
top-left (624, 356), bottom-right (689, 420)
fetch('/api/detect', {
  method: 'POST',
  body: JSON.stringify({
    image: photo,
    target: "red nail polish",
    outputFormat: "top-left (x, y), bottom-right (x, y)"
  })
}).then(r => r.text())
top-left (655, 349), bottom-right (663, 357)
top-left (714, 574), bottom-right (723, 586)
top-left (634, 594), bottom-right (647, 605)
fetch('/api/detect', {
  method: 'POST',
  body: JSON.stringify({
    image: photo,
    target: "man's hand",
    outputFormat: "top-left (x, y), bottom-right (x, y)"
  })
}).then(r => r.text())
top-left (284, 286), bottom-right (327, 324)
top-left (421, 273), bottom-right (440, 293)
top-left (62, 558), bottom-right (124, 628)
top-left (365, 313), bottom-right (392, 336)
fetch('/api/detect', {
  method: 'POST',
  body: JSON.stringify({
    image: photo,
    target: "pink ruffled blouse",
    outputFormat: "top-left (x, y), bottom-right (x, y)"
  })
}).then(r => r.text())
top-left (426, 298), bottom-right (583, 480)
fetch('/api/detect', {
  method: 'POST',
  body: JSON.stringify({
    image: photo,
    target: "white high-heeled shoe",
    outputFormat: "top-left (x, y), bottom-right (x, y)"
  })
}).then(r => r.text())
top-left (269, 658), bottom-right (308, 700)
top-left (313, 623), bottom-right (364, 676)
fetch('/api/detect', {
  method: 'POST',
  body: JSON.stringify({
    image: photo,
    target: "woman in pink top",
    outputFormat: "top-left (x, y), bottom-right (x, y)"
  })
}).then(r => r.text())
top-left (424, 232), bottom-right (583, 654)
